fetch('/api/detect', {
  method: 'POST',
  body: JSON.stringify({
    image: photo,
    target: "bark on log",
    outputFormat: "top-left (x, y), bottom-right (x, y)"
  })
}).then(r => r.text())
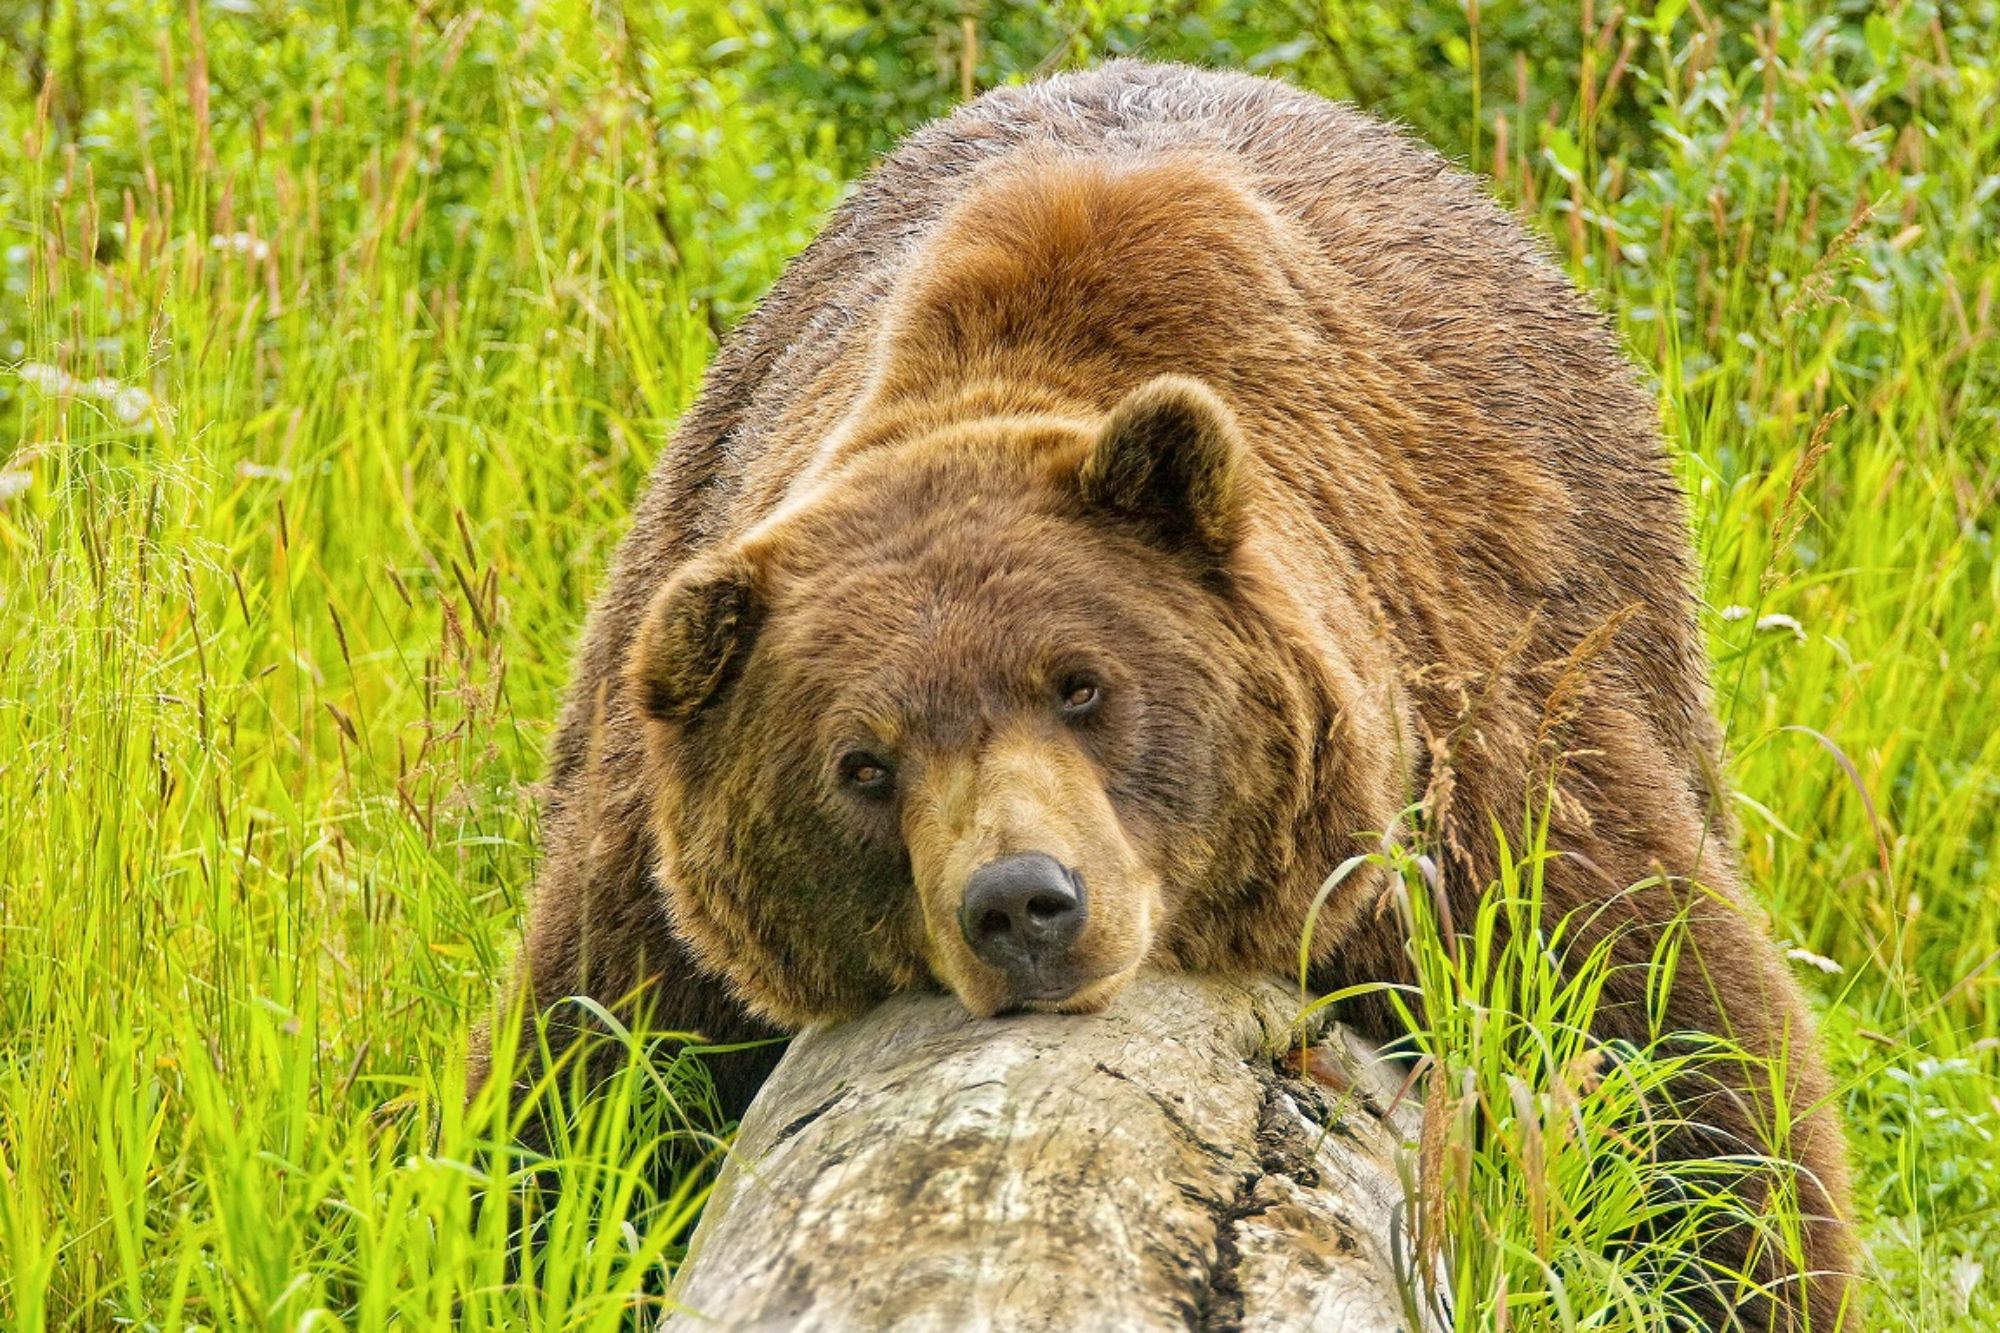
top-left (663, 974), bottom-right (1434, 1331)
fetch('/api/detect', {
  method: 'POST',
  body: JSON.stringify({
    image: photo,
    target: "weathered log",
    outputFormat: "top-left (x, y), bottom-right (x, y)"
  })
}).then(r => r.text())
top-left (664, 974), bottom-right (1434, 1331)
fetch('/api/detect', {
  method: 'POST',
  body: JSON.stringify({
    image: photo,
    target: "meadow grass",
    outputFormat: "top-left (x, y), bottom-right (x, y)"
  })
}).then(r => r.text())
top-left (1, 2), bottom-right (1995, 1328)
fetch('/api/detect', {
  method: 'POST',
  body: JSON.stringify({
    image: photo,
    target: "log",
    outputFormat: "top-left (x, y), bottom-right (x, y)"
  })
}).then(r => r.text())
top-left (663, 974), bottom-right (1435, 1331)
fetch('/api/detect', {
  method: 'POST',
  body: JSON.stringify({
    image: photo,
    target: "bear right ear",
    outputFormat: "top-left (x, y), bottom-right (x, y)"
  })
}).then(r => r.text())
top-left (626, 551), bottom-right (762, 722)
top-left (1078, 375), bottom-right (1246, 558)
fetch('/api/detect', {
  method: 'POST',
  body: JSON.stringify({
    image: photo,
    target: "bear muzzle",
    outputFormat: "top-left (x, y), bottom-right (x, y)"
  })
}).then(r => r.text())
top-left (958, 852), bottom-right (1089, 1003)
top-left (903, 729), bottom-right (1157, 1017)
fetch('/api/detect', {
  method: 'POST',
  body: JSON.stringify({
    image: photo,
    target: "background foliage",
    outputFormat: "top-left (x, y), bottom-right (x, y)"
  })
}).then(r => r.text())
top-left (1, 0), bottom-right (1995, 1327)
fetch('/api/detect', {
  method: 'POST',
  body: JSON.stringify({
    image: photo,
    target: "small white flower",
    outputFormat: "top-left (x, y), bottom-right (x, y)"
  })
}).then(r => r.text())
top-left (209, 231), bottom-right (271, 261)
top-left (1719, 604), bottom-right (1751, 622)
top-left (0, 470), bottom-right (30, 502)
top-left (236, 461), bottom-right (295, 482)
top-left (15, 362), bottom-right (156, 427)
top-left (16, 361), bottom-right (76, 395)
top-left (108, 385), bottom-right (153, 425)
top-left (83, 375), bottom-right (156, 423)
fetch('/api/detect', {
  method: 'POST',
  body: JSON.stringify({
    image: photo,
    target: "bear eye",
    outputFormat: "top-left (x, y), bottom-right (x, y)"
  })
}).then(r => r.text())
top-left (838, 751), bottom-right (894, 795)
top-left (1057, 675), bottom-right (1102, 718)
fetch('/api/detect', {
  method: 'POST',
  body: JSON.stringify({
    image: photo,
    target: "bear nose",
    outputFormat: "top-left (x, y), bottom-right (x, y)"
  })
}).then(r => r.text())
top-left (959, 852), bottom-right (1088, 985)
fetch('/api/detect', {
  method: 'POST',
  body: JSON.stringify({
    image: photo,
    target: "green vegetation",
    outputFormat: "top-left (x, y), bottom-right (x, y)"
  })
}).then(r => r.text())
top-left (1, 1), bottom-right (1994, 1327)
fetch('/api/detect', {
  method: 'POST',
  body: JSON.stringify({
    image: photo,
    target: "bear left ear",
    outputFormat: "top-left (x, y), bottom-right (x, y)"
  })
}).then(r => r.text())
top-left (1078, 375), bottom-right (1246, 557)
top-left (626, 550), bottom-right (763, 723)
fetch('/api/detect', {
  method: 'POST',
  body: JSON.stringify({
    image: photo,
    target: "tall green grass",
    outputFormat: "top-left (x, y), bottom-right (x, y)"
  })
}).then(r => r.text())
top-left (1310, 812), bottom-right (1859, 1329)
top-left (2, 2), bottom-right (1995, 1328)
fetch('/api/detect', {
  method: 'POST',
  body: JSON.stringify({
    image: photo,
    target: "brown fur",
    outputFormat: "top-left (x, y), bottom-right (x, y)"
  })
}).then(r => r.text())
top-left (478, 62), bottom-right (1855, 1328)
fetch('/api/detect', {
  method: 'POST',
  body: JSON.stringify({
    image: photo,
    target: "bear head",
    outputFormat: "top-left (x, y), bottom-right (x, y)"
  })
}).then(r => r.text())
top-left (626, 375), bottom-right (1404, 1027)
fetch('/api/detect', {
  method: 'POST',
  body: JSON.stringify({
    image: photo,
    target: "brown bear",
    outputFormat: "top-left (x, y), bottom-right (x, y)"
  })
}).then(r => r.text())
top-left (478, 60), bottom-right (1854, 1328)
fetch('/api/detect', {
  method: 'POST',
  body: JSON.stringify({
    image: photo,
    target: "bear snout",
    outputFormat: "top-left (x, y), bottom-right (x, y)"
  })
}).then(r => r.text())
top-left (958, 852), bottom-right (1089, 1000)
top-left (900, 728), bottom-right (1156, 1016)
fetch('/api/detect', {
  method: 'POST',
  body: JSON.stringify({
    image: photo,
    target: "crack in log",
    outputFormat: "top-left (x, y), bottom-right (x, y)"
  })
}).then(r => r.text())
top-left (1256, 1075), bottom-right (1326, 1189)
top-left (1188, 1065), bottom-right (1342, 1331)
top-left (1085, 1059), bottom-right (1323, 1330)
top-left (770, 1090), bottom-right (845, 1147)
top-left (1190, 1166), bottom-right (1258, 1332)
top-left (1092, 1060), bottom-right (1239, 1162)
